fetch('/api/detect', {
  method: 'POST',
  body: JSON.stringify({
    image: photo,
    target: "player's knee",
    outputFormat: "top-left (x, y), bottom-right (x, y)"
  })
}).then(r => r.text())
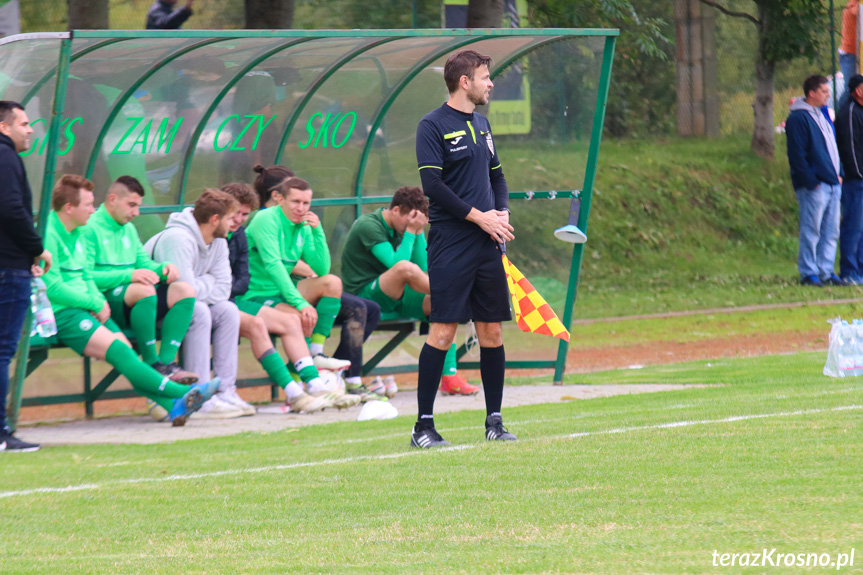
top-left (321, 274), bottom-right (342, 296)
top-left (169, 281), bottom-right (195, 300)
top-left (251, 316), bottom-right (270, 342)
top-left (127, 283), bottom-right (156, 304)
top-left (393, 260), bottom-right (421, 281)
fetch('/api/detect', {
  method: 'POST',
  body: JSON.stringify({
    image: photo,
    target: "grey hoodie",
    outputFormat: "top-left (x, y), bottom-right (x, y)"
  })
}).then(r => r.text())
top-left (144, 207), bottom-right (231, 305)
top-left (789, 97), bottom-right (841, 178)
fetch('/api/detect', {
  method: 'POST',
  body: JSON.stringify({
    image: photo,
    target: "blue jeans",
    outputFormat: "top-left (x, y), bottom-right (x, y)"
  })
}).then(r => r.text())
top-left (840, 180), bottom-right (863, 280)
top-left (0, 268), bottom-right (31, 429)
top-left (795, 182), bottom-right (841, 279)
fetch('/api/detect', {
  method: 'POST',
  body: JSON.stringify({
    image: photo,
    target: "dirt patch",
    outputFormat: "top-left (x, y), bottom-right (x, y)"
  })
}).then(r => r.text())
top-left (14, 329), bottom-right (826, 426)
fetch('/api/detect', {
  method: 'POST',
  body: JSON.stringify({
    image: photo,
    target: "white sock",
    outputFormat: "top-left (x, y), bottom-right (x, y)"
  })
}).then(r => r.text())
top-left (285, 381), bottom-right (305, 400)
top-left (345, 376), bottom-right (361, 386)
top-left (294, 356), bottom-right (314, 371)
top-left (310, 343), bottom-right (324, 356)
top-left (306, 377), bottom-right (326, 394)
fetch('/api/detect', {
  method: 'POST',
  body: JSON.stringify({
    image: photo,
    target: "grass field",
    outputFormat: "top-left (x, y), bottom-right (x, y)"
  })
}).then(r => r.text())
top-left (3, 352), bottom-right (861, 574)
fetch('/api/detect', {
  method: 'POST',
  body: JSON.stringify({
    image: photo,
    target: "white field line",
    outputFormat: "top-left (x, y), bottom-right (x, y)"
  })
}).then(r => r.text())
top-left (2, 405), bottom-right (860, 501)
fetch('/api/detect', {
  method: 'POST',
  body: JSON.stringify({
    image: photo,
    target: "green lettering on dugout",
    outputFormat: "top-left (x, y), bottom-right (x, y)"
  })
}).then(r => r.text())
top-left (20, 111), bottom-right (357, 156)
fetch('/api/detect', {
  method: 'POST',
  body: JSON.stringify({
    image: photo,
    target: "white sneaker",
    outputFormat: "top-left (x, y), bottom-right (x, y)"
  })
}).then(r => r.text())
top-left (313, 354), bottom-right (351, 371)
top-left (366, 376), bottom-right (387, 396)
top-left (190, 395), bottom-right (245, 419)
top-left (383, 376), bottom-right (398, 398)
top-left (146, 399), bottom-right (169, 422)
top-left (287, 392), bottom-right (328, 413)
top-left (220, 388), bottom-right (256, 416)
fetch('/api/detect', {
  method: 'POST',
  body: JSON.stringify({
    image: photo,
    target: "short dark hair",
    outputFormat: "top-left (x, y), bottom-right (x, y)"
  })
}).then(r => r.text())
top-left (193, 189), bottom-right (238, 224)
top-left (849, 74), bottom-right (863, 95)
top-left (274, 177), bottom-right (311, 198)
top-left (252, 164), bottom-right (295, 206)
top-left (221, 182), bottom-right (260, 211)
top-left (0, 101), bottom-right (24, 125)
top-left (803, 75), bottom-right (829, 98)
top-left (52, 174), bottom-right (95, 212)
top-left (112, 175), bottom-right (145, 197)
top-left (444, 50), bottom-right (492, 94)
top-left (390, 186), bottom-right (428, 216)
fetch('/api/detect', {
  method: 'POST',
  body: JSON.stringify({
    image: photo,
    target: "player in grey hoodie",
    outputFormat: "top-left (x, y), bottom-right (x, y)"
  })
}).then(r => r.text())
top-left (145, 189), bottom-right (249, 419)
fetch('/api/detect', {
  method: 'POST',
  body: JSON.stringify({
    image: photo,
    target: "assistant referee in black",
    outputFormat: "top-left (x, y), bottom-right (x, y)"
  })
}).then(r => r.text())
top-left (411, 49), bottom-right (517, 448)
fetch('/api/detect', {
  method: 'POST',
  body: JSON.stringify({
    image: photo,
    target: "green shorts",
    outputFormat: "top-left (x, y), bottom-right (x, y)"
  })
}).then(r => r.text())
top-left (236, 295), bottom-right (287, 316)
top-left (55, 308), bottom-right (121, 355)
top-left (356, 279), bottom-right (427, 320)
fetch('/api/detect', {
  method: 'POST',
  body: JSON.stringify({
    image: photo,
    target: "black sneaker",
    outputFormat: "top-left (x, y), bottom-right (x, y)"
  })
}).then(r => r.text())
top-left (410, 425), bottom-right (450, 449)
top-left (485, 414), bottom-right (517, 441)
top-left (0, 429), bottom-right (40, 452)
top-left (151, 361), bottom-right (198, 384)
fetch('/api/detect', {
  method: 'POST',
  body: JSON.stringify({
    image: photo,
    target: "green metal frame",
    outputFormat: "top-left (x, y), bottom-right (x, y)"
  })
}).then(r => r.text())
top-left (552, 35), bottom-right (617, 384)
top-left (3, 28), bottom-right (617, 427)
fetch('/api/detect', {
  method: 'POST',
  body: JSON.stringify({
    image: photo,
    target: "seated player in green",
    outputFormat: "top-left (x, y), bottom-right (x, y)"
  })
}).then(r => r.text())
top-left (222, 182), bottom-right (343, 412)
top-left (81, 176), bottom-right (197, 383)
top-left (341, 186), bottom-right (478, 395)
top-left (43, 175), bottom-right (219, 426)
top-left (239, 174), bottom-right (349, 373)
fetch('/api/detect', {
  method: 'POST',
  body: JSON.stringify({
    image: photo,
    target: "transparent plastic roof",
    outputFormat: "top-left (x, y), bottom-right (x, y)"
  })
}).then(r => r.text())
top-left (0, 29), bottom-right (616, 211)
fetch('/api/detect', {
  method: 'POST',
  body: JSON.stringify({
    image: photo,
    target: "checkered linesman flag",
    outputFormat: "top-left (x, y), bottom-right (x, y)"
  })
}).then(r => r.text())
top-left (501, 254), bottom-right (571, 342)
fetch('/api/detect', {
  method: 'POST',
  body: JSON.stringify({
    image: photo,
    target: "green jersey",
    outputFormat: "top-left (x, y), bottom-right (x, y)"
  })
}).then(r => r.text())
top-left (80, 204), bottom-right (168, 291)
top-left (43, 211), bottom-right (107, 314)
top-left (341, 208), bottom-right (427, 294)
top-left (242, 206), bottom-right (331, 311)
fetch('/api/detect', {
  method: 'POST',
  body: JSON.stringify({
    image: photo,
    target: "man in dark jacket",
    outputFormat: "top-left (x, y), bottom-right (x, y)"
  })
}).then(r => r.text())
top-left (836, 74), bottom-right (863, 284)
top-left (786, 75), bottom-right (844, 287)
top-left (0, 101), bottom-right (52, 452)
top-left (146, 0), bottom-right (193, 30)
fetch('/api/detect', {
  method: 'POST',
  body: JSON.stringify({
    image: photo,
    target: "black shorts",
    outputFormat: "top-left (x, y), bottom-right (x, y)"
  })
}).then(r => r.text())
top-left (106, 282), bottom-right (172, 329)
top-left (427, 224), bottom-right (512, 323)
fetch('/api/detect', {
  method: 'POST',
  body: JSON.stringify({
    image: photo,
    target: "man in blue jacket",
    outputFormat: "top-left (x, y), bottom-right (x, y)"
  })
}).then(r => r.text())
top-left (836, 74), bottom-right (863, 284)
top-left (0, 101), bottom-right (52, 452)
top-left (786, 75), bottom-right (845, 287)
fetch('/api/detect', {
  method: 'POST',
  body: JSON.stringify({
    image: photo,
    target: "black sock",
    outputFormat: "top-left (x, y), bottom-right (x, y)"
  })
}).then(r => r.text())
top-left (481, 345), bottom-right (505, 417)
top-left (416, 343), bottom-right (447, 428)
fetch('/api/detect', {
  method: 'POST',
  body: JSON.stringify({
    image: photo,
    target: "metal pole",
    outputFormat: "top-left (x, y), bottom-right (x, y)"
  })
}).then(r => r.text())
top-left (553, 36), bottom-right (616, 385)
top-left (7, 35), bottom-right (74, 432)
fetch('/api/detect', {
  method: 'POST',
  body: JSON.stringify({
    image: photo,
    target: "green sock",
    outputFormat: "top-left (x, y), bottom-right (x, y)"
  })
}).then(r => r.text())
top-left (286, 362), bottom-right (303, 383)
top-left (105, 339), bottom-right (188, 399)
top-left (443, 343), bottom-right (458, 376)
top-left (159, 297), bottom-right (195, 364)
top-left (129, 295), bottom-right (159, 365)
top-left (312, 296), bottom-right (341, 339)
top-left (140, 391), bottom-right (173, 412)
top-left (294, 355), bottom-right (321, 384)
top-left (260, 349), bottom-right (294, 390)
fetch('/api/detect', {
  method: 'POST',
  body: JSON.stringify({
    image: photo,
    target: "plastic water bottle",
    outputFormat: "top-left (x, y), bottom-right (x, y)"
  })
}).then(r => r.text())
top-left (837, 320), bottom-right (856, 376)
top-left (30, 277), bottom-right (57, 338)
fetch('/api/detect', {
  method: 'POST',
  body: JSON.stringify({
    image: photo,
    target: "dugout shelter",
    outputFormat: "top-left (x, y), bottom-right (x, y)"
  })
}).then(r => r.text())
top-left (0, 28), bottom-right (616, 424)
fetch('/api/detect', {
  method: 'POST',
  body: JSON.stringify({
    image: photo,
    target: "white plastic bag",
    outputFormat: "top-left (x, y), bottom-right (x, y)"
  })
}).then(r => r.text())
top-left (824, 317), bottom-right (855, 377)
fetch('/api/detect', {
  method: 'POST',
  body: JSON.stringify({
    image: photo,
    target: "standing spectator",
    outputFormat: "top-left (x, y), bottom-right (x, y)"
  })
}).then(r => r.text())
top-left (146, 0), bottom-right (194, 30)
top-left (841, 0), bottom-right (860, 102)
top-left (145, 190), bottom-right (247, 419)
top-left (786, 75), bottom-right (844, 287)
top-left (0, 101), bottom-right (51, 452)
top-left (837, 74), bottom-right (863, 284)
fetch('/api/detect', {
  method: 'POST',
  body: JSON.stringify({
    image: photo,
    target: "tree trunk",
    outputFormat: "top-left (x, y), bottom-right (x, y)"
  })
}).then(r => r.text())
top-left (245, 0), bottom-right (294, 29)
top-left (68, 0), bottom-right (109, 30)
top-left (467, 0), bottom-right (503, 28)
top-left (750, 2), bottom-right (774, 159)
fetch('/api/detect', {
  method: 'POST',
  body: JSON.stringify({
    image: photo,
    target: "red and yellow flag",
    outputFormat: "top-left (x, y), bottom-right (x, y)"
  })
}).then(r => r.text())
top-left (501, 254), bottom-right (570, 342)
